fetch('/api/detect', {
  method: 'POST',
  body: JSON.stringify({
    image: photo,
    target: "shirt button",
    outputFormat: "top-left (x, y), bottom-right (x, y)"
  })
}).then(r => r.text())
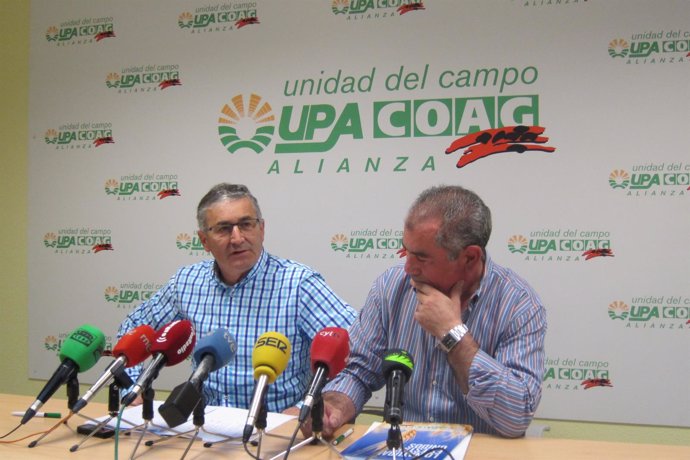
top-left (429, 416), bottom-right (435, 422)
top-left (432, 380), bottom-right (437, 386)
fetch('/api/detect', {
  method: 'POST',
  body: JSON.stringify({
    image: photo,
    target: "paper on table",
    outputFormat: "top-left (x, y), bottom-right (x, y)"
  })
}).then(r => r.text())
top-left (100, 401), bottom-right (295, 443)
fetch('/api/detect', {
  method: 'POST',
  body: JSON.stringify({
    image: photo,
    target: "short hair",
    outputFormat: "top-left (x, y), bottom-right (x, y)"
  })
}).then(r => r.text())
top-left (196, 183), bottom-right (262, 230)
top-left (405, 185), bottom-right (491, 259)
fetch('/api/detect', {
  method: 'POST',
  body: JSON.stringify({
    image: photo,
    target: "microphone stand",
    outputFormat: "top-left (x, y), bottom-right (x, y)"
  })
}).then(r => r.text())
top-left (128, 386), bottom-right (169, 459)
top-left (69, 381), bottom-right (138, 452)
top-left (270, 398), bottom-right (342, 460)
top-left (27, 376), bottom-right (97, 448)
top-left (386, 423), bottom-right (403, 460)
top-left (145, 394), bottom-right (236, 458)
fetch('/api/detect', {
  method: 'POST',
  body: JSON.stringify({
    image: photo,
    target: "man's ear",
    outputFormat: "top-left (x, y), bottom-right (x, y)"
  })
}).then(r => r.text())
top-left (463, 245), bottom-right (484, 267)
top-left (197, 229), bottom-right (210, 252)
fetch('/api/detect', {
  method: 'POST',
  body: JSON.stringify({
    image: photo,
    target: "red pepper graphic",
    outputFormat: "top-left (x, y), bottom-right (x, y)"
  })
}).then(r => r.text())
top-left (446, 125), bottom-right (555, 168)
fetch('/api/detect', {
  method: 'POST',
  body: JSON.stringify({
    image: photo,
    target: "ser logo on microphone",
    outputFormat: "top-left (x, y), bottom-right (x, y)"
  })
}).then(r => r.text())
top-left (255, 336), bottom-right (289, 354)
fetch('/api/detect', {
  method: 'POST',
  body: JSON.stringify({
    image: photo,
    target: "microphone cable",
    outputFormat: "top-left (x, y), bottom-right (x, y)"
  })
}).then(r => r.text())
top-left (0, 411), bottom-right (74, 445)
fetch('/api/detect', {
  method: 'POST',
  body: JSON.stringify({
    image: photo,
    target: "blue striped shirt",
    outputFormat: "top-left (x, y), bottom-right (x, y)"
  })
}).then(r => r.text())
top-left (118, 249), bottom-right (356, 412)
top-left (325, 254), bottom-right (546, 437)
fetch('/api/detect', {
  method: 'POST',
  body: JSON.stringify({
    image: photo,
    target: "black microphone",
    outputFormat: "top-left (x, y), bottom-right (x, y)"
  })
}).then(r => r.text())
top-left (382, 349), bottom-right (414, 426)
top-left (158, 328), bottom-right (236, 428)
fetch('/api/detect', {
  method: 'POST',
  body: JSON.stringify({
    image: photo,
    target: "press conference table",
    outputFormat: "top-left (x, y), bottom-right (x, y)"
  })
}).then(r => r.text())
top-left (1, 394), bottom-right (688, 459)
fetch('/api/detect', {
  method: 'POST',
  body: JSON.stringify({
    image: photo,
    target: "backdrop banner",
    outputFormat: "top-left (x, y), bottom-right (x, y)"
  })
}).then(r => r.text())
top-left (28, 0), bottom-right (689, 427)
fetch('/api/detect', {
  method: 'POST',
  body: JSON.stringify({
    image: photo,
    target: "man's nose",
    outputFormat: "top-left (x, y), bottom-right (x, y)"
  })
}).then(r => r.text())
top-left (404, 257), bottom-right (419, 276)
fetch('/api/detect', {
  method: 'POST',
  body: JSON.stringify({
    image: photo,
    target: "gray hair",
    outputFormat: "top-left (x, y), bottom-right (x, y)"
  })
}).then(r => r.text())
top-left (196, 183), bottom-right (262, 230)
top-left (405, 185), bottom-right (492, 260)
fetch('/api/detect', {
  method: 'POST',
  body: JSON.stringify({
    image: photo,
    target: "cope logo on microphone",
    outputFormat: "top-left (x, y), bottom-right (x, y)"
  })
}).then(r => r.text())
top-left (156, 321), bottom-right (178, 343)
top-left (256, 336), bottom-right (289, 354)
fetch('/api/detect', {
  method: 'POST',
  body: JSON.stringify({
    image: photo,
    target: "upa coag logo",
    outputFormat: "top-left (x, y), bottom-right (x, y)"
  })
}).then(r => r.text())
top-left (332, 0), bottom-right (425, 19)
top-left (106, 65), bottom-right (182, 93)
top-left (43, 228), bottom-right (114, 254)
top-left (330, 228), bottom-right (403, 259)
top-left (104, 174), bottom-right (180, 201)
top-left (45, 17), bottom-right (115, 45)
top-left (218, 94), bottom-right (276, 154)
top-left (608, 297), bottom-right (690, 330)
top-left (178, 4), bottom-right (259, 32)
top-left (218, 64), bottom-right (548, 174)
top-left (104, 283), bottom-right (159, 309)
top-left (544, 356), bottom-right (613, 391)
top-left (507, 229), bottom-right (614, 262)
top-left (43, 122), bottom-right (114, 149)
top-left (609, 164), bottom-right (689, 198)
top-left (609, 29), bottom-right (690, 64)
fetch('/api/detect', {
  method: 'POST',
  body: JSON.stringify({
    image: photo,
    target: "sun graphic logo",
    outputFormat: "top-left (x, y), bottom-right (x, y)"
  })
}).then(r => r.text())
top-left (332, 0), bottom-right (349, 14)
top-left (178, 12), bottom-right (193, 28)
top-left (331, 234), bottom-right (349, 252)
top-left (507, 235), bottom-right (528, 254)
top-left (44, 335), bottom-right (59, 352)
top-left (608, 38), bottom-right (629, 58)
top-left (104, 286), bottom-right (119, 302)
top-left (609, 169), bottom-right (630, 189)
top-left (45, 26), bottom-right (59, 42)
top-left (106, 72), bottom-right (121, 88)
top-left (218, 93), bottom-right (275, 154)
top-left (44, 129), bottom-right (58, 144)
top-left (104, 179), bottom-right (119, 195)
top-left (44, 232), bottom-right (57, 248)
top-left (176, 233), bottom-right (192, 250)
top-left (608, 300), bottom-right (629, 320)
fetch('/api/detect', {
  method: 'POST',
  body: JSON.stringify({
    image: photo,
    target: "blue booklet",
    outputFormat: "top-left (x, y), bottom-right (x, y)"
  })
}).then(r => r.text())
top-left (340, 422), bottom-right (473, 460)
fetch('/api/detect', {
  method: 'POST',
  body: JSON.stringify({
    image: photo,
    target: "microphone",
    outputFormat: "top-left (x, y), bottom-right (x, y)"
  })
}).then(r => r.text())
top-left (382, 349), bottom-right (414, 426)
top-left (120, 320), bottom-right (196, 407)
top-left (298, 327), bottom-right (349, 423)
top-left (242, 332), bottom-right (291, 442)
top-left (158, 328), bottom-right (236, 427)
top-left (21, 324), bottom-right (105, 424)
top-left (72, 325), bottom-right (156, 413)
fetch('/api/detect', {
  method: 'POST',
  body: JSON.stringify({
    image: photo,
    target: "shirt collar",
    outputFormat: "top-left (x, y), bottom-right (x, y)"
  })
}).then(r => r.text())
top-left (210, 249), bottom-right (267, 289)
top-left (466, 252), bottom-right (493, 314)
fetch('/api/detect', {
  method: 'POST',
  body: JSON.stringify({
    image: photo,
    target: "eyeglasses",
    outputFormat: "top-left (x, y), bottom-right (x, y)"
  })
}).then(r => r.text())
top-left (205, 218), bottom-right (261, 237)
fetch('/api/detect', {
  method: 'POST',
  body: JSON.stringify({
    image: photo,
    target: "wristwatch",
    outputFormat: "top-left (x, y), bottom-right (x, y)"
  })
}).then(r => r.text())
top-left (438, 323), bottom-right (468, 353)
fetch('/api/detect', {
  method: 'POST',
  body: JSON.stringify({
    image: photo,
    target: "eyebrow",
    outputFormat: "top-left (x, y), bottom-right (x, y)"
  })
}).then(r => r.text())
top-left (402, 243), bottom-right (428, 259)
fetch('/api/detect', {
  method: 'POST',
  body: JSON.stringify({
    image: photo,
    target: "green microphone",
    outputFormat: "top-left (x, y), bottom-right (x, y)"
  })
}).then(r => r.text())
top-left (21, 324), bottom-right (105, 424)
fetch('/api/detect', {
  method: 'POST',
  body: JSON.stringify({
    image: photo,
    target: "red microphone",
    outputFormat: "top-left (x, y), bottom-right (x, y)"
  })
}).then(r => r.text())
top-left (121, 320), bottom-right (196, 406)
top-left (298, 327), bottom-right (349, 422)
top-left (72, 325), bottom-right (156, 413)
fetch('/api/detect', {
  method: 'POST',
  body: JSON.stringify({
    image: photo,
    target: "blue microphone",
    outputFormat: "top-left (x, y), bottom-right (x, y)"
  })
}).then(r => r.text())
top-left (158, 328), bottom-right (236, 427)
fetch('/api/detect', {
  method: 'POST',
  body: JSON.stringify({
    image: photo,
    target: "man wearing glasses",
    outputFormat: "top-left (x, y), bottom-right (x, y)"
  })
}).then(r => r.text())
top-left (117, 183), bottom-right (356, 414)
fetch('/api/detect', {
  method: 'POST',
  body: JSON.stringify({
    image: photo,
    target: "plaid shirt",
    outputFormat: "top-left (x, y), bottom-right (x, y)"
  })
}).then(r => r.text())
top-left (118, 249), bottom-right (356, 412)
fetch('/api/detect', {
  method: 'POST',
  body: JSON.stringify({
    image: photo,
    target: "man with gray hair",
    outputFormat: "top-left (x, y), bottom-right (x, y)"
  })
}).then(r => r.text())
top-left (319, 185), bottom-right (546, 437)
top-left (118, 183), bottom-right (356, 414)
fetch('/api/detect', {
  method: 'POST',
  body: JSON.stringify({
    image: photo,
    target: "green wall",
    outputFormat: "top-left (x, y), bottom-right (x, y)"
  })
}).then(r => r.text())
top-left (1, 0), bottom-right (687, 446)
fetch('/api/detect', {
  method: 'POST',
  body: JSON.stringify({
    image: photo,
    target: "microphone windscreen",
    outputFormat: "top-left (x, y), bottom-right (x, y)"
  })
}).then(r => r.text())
top-left (192, 328), bottom-right (236, 372)
top-left (252, 332), bottom-right (291, 383)
top-left (151, 320), bottom-right (196, 366)
top-left (310, 327), bottom-right (349, 379)
top-left (382, 349), bottom-right (414, 380)
top-left (59, 324), bottom-right (106, 372)
top-left (113, 325), bottom-right (156, 367)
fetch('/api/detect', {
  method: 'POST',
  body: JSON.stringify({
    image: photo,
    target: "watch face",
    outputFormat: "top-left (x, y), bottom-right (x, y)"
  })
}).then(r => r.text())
top-left (441, 334), bottom-right (456, 350)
